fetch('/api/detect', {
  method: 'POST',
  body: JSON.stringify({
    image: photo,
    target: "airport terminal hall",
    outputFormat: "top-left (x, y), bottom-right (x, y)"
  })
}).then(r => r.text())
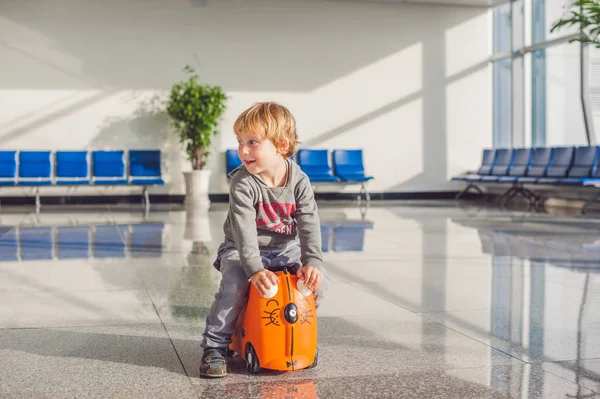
top-left (2, 0), bottom-right (600, 398)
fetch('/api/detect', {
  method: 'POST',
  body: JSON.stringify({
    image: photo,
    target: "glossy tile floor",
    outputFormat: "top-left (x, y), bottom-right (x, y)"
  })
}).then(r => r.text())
top-left (1, 201), bottom-right (600, 398)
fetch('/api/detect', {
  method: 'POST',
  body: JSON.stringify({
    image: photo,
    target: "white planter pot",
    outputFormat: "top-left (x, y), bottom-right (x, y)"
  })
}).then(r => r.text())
top-left (183, 170), bottom-right (211, 207)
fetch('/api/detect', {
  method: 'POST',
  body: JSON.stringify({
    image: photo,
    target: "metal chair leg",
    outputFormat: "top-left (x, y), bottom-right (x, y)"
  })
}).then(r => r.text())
top-left (455, 183), bottom-right (483, 200)
top-left (35, 188), bottom-right (41, 213)
top-left (143, 187), bottom-right (150, 212)
top-left (582, 191), bottom-right (600, 214)
top-left (360, 182), bottom-right (370, 202)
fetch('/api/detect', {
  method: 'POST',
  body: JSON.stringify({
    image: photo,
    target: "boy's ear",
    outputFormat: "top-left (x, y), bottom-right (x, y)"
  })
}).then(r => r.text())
top-left (278, 139), bottom-right (290, 155)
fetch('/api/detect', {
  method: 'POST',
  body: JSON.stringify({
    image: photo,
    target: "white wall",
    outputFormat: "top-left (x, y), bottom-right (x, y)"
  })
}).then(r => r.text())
top-left (546, 44), bottom-right (587, 146)
top-left (0, 0), bottom-right (491, 196)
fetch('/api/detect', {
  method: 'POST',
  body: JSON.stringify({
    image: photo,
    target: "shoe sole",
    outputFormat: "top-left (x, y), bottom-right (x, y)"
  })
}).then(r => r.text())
top-left (199, 371), bottom-right (227, 378)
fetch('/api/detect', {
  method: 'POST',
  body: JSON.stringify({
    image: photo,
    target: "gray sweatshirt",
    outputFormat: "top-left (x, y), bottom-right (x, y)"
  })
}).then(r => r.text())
top-left (222, 159), bottom-right (323, 278)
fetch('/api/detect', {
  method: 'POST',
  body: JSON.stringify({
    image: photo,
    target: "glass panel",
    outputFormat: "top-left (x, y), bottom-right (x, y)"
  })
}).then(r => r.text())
top-left (544, 0), bottom-right (579, 43)
top-left (513, 55), bottom-right (525, 146)
top-left (513, 0), bottom-right (525, 50)
top-left (493, 3), bottom-right (511, 54)
top-left (532, 49), bottom-right (547, 146)
top-left (531, 0), bottom-right (546, 45)
top-left (494, 58), bottom-right (512, 148)
top-left (545, 43), bottom-right (586, 145)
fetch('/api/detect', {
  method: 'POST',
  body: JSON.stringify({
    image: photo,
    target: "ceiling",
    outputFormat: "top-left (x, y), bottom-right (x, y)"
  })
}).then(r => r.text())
top-left (310, 0), bottom-right (508, 8)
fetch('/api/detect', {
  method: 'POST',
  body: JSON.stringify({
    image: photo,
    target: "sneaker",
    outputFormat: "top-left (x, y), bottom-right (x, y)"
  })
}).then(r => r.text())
top-left (199, 348), bottom-right (227, 378)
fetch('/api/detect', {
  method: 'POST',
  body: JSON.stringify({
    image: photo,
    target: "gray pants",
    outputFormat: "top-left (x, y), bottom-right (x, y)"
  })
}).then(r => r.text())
top-left (201, 239), bottom-right (329, 349)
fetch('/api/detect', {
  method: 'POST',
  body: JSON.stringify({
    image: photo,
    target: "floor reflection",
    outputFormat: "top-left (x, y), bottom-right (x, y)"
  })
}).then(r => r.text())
top-left (0, 222), bottom-right (164, 261)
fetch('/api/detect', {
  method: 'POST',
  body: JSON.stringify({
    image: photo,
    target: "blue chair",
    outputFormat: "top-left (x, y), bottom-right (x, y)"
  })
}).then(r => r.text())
top-left (19, 226), bottom-right (54, 261)
top-left (226, 149), bottom-right (242, 176)
top-left (0, 151), bottom-right (17, 209)
top-left (129, 150), bottom-right (164, 210)
top-left (94, 225), bottom-right (128, 259)
top-left (297, 149), bottom-right (340, 184)
top-left (332, 150), bottom-right (373, 182)
top-left (332, 221), bottom-right (374, 252)
top-left (130, 223), bottom-right (164, 258)
top-left (18, 151), bottom-right (52, 211)
top-left (55, 151), bottom-right (90, 185)
top-left (499, 147), bottom-right (553, 206)
top-left (57, 226), bottom-right (90, 259)
top-left (536, 147), bottom-right (575, 184)
top-left (480, 149), bottom-right (513, 182)
top-left (496, 148), bottom-right (535, 205)
top-left (332, 149), bottom-right (373, 201)
top-left (0, 227), bottom-right (18, 261)
top-left (453, 149), bottom-right (498, 199)
top-left (92, 151), bottom-right (128, 185)
top-left (559, 146), bottom-right (599, 184)
top-left (497, 148), bottom-right (533, 183)
top-left (0, 151), bottom-right (17, 187)
top-left (517, 147), bottom-right (553, 184)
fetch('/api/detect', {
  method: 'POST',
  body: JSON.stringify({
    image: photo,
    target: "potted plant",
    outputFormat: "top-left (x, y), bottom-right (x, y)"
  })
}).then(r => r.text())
top-left (166, 65), bottom-right (227, 206)
top-left (551, 0), bottom-right (598, 46)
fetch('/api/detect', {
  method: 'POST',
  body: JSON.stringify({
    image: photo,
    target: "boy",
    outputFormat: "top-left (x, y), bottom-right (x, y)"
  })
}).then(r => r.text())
top-left (199, 102), bottom-right (328, 378)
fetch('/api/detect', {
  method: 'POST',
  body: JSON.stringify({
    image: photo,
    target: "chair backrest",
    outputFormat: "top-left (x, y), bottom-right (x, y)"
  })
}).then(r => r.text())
top-left (526, 148), bottom-right (553, 177)
top-left (332, 149), bottom-right (366, 176)
top-left (568, 146), bottom-right (599, 178)
top-left (0, 151), bottom-right (17, 184)
top-left (92, 150), bottom-right (126, 179)
top-left (297, 149), bottom-right (335, 177)
top-left (129, 150), bottom-right (161, 178)
top-left (508, 148), bottom-right (533, 176)
top-left (55, 151), bottom-right (89, 180)
top-left (19, 151), bottom-right (52, 180)
top-left (546, 147), bottom-right (575, 177)
top-left (477, 149), bottom-right (496, 175)
top-left (490, 149), bottom-right (513, 176)
top-left (226, 149), bottom-right (242, 175)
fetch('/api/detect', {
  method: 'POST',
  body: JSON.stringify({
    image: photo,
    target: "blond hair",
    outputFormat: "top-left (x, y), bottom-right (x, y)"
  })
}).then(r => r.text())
top-left (233, 102), bottom-right (300, 158)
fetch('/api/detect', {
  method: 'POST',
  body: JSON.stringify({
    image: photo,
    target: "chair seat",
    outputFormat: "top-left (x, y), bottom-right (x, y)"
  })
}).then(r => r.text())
top-left (497, 176), bottom-right (520, 183)
top-left (56, 180), bottom-right (90, 185)
top-left (18, 180), bottom-right (52, 186)
top-left (536, 177), bottom-right (561, 184)
top-left (306, 174), bottom-right (340, 182)
top-left (517, 177), bottom-right (539, 183)
top-left (453, 174), bottom-right (483, 182)
top-left (479, 176), bottom-right (501, 182)
top-left (94, 179), bottom-right (129, 185)
top-left (557, 178), bottom-right (585, 185)
top-left (130, 178), bottom-right (165, 185)
top-left (337, 174), bottom-right (373, 182)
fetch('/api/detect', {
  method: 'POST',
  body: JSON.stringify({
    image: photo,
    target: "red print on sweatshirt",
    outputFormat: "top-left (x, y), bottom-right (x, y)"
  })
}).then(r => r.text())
top-left (256, 202), bottom-right (296, 235)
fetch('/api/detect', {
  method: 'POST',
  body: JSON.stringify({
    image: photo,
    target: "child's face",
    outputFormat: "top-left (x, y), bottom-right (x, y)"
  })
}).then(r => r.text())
top-left (236, 131), bottom-right (285, 176)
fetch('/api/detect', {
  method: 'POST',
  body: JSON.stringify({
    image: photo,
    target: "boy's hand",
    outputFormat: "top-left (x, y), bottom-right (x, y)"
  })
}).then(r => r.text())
top-left (250, 269), bottom-right (279, 297)
top-left (296, 266), bottom-right (322, 291)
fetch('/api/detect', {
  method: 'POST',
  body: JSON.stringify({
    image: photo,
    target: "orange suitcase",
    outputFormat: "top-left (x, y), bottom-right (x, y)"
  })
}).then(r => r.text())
top-left (229, 268), bottom-right (318, 373)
